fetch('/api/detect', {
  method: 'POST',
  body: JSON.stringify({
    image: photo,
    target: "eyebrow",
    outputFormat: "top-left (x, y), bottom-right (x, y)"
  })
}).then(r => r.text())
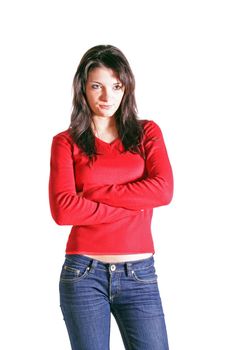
top-left (89, 80), bottom-right (122, 85)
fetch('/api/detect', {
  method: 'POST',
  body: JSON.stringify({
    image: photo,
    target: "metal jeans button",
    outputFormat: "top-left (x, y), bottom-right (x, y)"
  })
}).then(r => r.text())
top-left (110, 264), bottom-right (116, 271)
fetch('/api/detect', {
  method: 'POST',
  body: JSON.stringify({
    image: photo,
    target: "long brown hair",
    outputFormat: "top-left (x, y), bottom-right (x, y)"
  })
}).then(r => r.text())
top-left (69, 44), bottom-right (145, 164)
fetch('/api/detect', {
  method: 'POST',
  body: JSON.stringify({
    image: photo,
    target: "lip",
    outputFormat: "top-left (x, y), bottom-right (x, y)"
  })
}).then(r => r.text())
top-left (99, 105), bottom-right (113, 110)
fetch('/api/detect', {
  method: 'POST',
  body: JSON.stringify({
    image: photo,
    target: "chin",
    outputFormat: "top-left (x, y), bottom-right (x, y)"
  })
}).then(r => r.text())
top-left (98, 110), bottom-right (116, 117)
top-left (99, 114), bottom-right (115, 118)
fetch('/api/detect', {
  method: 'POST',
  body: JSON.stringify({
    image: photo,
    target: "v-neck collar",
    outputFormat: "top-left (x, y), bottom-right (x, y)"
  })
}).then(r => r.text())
top-left (94, 136), bottom-right (124, 153)
top-left (95, 136), bottom-right (120, 146)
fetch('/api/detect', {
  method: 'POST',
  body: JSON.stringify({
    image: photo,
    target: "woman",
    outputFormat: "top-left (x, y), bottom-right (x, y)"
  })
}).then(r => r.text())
top-left (49, 44), bottom-right (173, 350)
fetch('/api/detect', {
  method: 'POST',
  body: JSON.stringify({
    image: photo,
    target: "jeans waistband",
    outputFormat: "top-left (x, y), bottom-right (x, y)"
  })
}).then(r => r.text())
top-left (65, 254), bottom-right (155, 273)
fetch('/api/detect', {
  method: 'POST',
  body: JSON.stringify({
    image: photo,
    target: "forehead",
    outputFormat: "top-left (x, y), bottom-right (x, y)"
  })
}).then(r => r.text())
top-left (87, 66), bottom-right (120, 82)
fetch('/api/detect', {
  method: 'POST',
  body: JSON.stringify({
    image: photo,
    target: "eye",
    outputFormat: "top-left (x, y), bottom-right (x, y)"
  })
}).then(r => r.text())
top-left (91, 84), bottom-right (101, 89)
top-left (113, 84), bottom-right (123, 90)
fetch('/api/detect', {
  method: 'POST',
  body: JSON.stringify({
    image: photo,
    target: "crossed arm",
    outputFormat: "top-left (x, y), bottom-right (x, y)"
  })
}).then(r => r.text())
top-left (49, 133), bottom-right (142, 226)
top-left (49, 121), bottom-right (173, 226)
top-left (82, 121), bottom-right (174, 210)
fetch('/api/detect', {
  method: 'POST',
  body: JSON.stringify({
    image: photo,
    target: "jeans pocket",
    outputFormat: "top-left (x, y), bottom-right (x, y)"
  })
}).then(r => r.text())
top-left (60, 259), bottom-right (91, 283)
top-left (131, 264), bottom-right (158, 284)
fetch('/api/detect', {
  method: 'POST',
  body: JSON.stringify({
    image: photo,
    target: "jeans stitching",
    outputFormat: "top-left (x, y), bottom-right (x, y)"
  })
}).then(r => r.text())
top-left (60, 266), bottom-right (91, 283)
top-left (131, 270), bottom-right (158, 284)
top-left (84, 264), bottom-right (155, 273)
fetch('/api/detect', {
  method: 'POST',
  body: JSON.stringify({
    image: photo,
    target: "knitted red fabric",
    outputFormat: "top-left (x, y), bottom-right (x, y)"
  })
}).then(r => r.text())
top-left (49, 119), bottom-right (173, 254)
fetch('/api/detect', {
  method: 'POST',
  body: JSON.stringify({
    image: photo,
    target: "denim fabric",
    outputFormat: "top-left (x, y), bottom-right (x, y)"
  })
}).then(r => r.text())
top-left (59, 254), bottom-right (169, 350)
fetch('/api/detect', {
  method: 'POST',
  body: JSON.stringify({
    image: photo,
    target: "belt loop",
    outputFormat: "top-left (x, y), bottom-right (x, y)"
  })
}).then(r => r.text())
top-left (126, 262), bottom-right (132, 277)
top-left (89, 259), bottom-right (98, 272)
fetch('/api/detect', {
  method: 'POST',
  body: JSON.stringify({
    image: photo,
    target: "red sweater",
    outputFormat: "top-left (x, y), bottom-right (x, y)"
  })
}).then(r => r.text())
top-left (49, 119), bottom-right (173, 254)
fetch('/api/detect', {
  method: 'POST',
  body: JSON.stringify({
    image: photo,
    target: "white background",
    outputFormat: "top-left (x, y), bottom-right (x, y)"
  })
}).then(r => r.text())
top-left (1, 0), bottom-right (232, 349)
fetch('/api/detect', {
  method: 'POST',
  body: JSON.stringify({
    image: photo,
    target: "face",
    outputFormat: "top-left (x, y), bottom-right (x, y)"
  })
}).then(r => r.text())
top-left (85, 66), bottom-right (125, 118)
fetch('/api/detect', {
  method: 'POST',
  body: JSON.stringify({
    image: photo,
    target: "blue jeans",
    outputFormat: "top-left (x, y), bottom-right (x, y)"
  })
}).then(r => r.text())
top-left (59, 254), bottom-right (169, 350)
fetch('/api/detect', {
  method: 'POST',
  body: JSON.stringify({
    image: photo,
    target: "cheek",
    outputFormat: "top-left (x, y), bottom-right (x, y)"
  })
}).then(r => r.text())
top-left (116, 93), bottom-right (124, 105)
top-left (86, 92), bottom-right (97, 107)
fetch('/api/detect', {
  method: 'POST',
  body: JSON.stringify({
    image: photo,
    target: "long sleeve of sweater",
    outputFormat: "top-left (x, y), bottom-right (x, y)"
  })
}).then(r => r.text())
top-left (82, 121), bottom-right (173, 210)
top-left (49, 133), bottom-right (142, 226)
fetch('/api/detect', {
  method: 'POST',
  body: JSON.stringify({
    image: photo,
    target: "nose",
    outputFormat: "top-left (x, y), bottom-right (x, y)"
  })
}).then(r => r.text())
top-left (100, 87), bottom-right (112, 102)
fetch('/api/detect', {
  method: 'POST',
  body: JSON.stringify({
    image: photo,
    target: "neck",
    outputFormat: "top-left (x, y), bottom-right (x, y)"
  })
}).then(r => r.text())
top-left (91, 116), bottom-right (117, 133)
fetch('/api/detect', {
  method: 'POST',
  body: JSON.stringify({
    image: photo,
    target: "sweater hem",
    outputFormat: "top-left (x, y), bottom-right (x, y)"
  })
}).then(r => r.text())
top-left (65, 250), bottom-right (155, 255)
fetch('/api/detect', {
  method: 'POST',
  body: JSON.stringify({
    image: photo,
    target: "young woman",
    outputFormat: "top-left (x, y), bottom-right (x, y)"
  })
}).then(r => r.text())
top-left (49, 44), bottom-right (173, 350)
